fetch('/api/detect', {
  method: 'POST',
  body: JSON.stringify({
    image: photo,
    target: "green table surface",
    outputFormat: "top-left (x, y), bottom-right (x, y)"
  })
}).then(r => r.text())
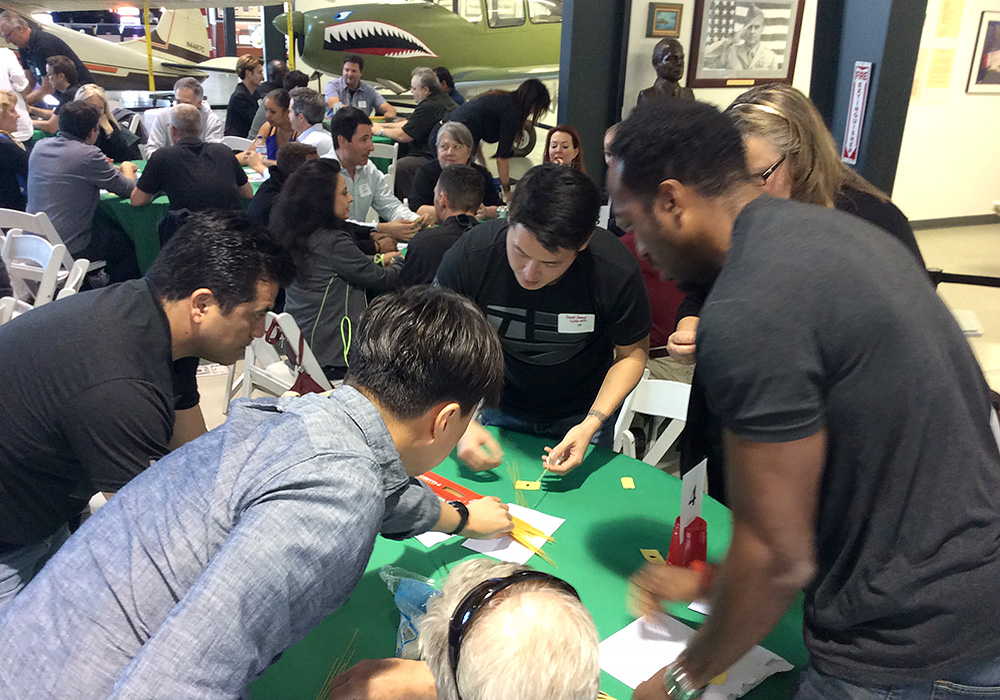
top-left (96, 161), bottom-right (263, 273)
top-left (248, 428), bottom-right (807, 700)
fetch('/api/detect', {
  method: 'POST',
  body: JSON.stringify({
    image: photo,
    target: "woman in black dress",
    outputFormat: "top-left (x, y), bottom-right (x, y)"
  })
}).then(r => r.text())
top-left (75, 84), bottom-right (141, 163)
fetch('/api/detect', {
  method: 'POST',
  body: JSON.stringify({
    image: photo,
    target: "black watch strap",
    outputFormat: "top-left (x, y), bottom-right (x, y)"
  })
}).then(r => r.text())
top-left (448, 500), bottom-right (470, 535)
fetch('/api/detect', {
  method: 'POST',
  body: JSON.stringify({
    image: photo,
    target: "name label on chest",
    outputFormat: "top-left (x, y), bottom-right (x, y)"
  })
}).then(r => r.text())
top-left (357, 182), bottom-right (372, 198)
top-left (557, 313), bottom-right (595, 334)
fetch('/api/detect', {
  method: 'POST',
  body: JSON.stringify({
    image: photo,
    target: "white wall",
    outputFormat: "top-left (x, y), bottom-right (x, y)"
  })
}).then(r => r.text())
top-left (621, 0), bottom-right (817, 116)
top-left (892, 0), bottom-right (1000, 221)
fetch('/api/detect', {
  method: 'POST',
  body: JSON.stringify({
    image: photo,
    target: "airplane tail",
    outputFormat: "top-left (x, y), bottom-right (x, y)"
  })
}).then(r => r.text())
top-left (148, 9), bottom-right (212, 63)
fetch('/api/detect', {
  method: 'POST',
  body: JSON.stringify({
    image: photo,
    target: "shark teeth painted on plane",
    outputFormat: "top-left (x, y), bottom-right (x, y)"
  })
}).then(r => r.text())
top-left (323, 21), bottom-right (438, 58)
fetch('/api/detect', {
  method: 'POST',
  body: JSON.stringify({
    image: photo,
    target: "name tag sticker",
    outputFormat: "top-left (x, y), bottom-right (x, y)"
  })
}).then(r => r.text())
top-left (358, 100), bottom-right (367, 109)
top-left (557, 313), bottom-right (595, 334)
top-left (357, 182), bottom-right (372, 198)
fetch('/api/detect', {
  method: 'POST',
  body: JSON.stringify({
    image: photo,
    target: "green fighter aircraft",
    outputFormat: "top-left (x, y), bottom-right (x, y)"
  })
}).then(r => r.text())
top-left (276, 0), bottom-right (561, 90)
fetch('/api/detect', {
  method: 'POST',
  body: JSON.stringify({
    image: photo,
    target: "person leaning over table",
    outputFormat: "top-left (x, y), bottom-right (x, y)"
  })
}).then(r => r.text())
top-left (0, 285), bottom-right (514, 699)
top-left (27, 54), bottom-right (82, 134)
top-left (26, 100), bottom-right (139, 282)
top-left (325, 52), bottom-right (397, 120)
top-left (668, 83), bottom-right (926, 503)
top-left (0, 11), bottom-right (93, 105)
top-left (246, 141), bottom-right (319, 225)
top-left (371, 66), bottom-right (457, 200)
top-left (75, 83), bottom-right (141, 162)
top-left (145, 76), bottom-right (223, 157)
top-left (273, 158), bottom-right (403, 382)
top-left (609, 99), bottom-right (1000, 700)
top-left (326, 559), bottom-right (599, 700)
top-left (436, 163), bottom-right (650, 475)
top-left (0, 211), bottom-right (293, 614)
top-left (288, 86), bottom-right (333, 156)
top-left (399, 163), bottom-right (483, 287)
top-left (322, 106), bottom-right (421, 250)
top-left (131, 103), bottom-right (253, 212)
top-left (0, 90), bottom-right (28, 211)
top-left (437, 78), bottom-right (550, 201)
top-left (409, 121), bottom-right (502, 225)
top-left (225, 54), bottom-right (263, 138)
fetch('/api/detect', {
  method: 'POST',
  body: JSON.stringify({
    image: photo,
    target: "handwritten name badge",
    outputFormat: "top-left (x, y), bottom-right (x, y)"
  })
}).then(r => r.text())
top-left (557, 313), bottom-right (595, 334)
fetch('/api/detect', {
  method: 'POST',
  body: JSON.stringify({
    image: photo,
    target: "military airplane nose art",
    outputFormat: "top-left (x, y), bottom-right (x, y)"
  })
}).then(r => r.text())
top-left (322, 21), bottom-right (438, 59)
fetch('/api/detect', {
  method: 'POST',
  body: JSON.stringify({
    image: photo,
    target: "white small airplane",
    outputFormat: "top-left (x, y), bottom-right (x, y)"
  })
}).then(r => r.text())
top-left (1, 9), bottom-right (239, 90)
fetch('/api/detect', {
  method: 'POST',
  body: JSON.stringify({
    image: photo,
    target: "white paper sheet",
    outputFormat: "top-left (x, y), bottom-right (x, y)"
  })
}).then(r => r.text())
top-left (414, 531), bottom-right (456, 548)
top-left (462, 503), bottom-right (564, 565)
top-left (679, 459), bottom-right (706, 542)
top-left (688, 601), bottom-right (711, 615)
top-left (599, 612), bottom-right (792, 697)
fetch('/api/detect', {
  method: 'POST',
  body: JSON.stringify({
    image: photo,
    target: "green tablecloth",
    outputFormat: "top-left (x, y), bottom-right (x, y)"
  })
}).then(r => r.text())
top-left (248, 429), bottom-right (807, 700)
top-left (96, 163), bottom-right (263, 273)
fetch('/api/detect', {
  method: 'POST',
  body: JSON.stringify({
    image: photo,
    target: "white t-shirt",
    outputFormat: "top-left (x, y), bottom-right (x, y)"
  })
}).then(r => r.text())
top-left (0, 48), bottom-right (32, 141)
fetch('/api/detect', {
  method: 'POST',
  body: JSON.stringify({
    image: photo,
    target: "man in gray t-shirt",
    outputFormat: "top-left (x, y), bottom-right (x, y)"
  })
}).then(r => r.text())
top-left (324, 53), bottom-right (396, 120)
top-left (609, 100), bottom-right (1000, 699)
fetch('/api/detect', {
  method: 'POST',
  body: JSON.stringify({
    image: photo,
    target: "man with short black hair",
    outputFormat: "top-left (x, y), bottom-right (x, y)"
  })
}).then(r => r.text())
top-left (289, 86), bottom-right (332, 156)
top-left (146, 76), bottom-right (223, 156)
top-left (434, 66), bottom-right (465, 106)
top-left (259, 59), bottom-right (288, 97)
top-left (246, 141), bottom-right (319, 224)
top-left (437, 163), bottom-right (651, 474)
top-left (399, 164), bottom-right (482, 286)
top-left (0, 11), bottom-right (93, 103)
top-left (374, 67), bottom-right (457, 198)
top-left (324, 53), bottom-right (396, 119)
top-left (610, 99), bottom-right (1000, 700)
top-left (324, 106), bottom-right (420, 245)
top-left (27, 100), bottom-right (139, 279)
top-left (0, 211), bottom-right (294, 612)
top-left (131, 103), bottom-right (253, 211)
top-left (27, 55), bottom-right (81, 133)
top-left (0, 286), bottom-right (514, 698)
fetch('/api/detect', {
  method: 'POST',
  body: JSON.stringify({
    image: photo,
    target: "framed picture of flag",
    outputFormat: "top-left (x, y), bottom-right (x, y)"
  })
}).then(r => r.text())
top-left (687, 0), bottom-right (806, 88)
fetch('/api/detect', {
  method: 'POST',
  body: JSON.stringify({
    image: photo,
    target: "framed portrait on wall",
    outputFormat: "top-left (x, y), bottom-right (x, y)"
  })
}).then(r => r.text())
top-left (647, 3), bottom-right (683, 38)
top-left (966, 11), bottom-right (1000, 94)
top-left (687, 0), bottom-right (806, 88)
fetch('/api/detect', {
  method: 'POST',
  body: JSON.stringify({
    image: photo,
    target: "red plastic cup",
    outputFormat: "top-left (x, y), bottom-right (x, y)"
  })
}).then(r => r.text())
top-left (666, 516), bottom-right (707, 567)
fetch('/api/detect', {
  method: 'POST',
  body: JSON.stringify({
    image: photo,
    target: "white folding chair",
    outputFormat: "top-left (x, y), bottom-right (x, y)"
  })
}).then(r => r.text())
top-left (0, 296), bottom-right (31, 325)
top-left (613, 368), bottom-right (691, 467)
top-left (223, 135), bottom-right (253, 152)
top-left (0, 208), bottom-right (106, 274)
top-left (223, 311), bottom-right (334, 414)
top-left (1, 231), bottom-right (84, 307)
top-left (371, 140), bottom-right (399, 193)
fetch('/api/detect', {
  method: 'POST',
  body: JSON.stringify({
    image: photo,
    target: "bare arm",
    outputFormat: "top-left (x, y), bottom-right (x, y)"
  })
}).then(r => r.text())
top-left (376, 121), bottom-right (412, 142)
top-left (377, 101), bottom-right (397, 120)
top-left (238, 181), bottom-right (254, 199)
top-left (130, 187), bottom-right (154, 207)
top-left (544, 337), bottom-right (649, 473)
top-left (496, 157), bottom-right (511, 200)
top-left (634, 429), bottom-right (825, 698)
top-left (168, 405), bottom-right (208, 451)
top-left (667, 315), bottom-right (698, 365)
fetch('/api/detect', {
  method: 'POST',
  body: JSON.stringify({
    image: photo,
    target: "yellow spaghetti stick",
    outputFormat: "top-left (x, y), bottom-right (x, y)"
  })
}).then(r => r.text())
top-left (508, 529), bottom-right (557, 567)
top-left (510, 516), bottom-right (554, 543)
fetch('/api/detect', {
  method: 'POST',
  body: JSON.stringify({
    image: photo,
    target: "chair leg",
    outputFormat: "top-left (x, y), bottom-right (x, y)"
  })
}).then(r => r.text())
top-left (223, 362), bottom-right (240, 415)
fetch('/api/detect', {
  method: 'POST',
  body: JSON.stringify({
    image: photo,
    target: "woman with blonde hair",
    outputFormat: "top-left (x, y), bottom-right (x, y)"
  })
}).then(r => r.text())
top-left (0, 89), bottom-right (28, 210)
top-left (668, 84), bottom-right (925, 504)
top-left (75, 83), bottom-right (141, 162)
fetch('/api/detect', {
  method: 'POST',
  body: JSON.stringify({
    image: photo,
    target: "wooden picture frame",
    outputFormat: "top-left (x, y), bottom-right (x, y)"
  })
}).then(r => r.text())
top-left (966, 11), bottom-right (1000, 94)
top-left (687, 0), bottom-right (806, 88)
top-left (646, 3), bottom-right (683, 38)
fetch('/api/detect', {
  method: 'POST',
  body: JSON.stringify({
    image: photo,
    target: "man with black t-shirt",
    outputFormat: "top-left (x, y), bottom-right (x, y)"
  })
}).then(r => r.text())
top-left (0, 11), bottom-right (93, 103)
top-left (0, 211), bottom-right (294, 613)
top-left (131, 103), bottom-right (253, 212)
top-left (437, 163), bottom-right (650, 475)
top-left (610, 100), bottom-right (1000, 700)
top-left (399, 164), bottom-right (482, 286)
top-left (26, 55), bottom-right (82, 134)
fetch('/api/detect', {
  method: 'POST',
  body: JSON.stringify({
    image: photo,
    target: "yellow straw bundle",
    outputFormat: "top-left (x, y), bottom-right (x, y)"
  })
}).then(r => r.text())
top-left (315, 628), bottom-right (359, 700)
top-left (509, 515), bottom-right (556, 567)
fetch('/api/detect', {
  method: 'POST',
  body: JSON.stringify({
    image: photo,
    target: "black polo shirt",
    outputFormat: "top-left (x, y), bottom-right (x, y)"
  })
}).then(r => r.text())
top-left (136, 138), bottom-right (248, 211)
top-left (19, 28), bottom-right (93, 84)
top-left (225, 82), bottom-right (259, 138)
top-left (400, 92), bottom-right (456, 157)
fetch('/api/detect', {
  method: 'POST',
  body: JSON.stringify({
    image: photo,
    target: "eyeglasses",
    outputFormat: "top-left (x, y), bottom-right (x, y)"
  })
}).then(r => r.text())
top-left (448, 570), bottom-right (580, 691)
top-left (752, 153), bottom-right (785, 186)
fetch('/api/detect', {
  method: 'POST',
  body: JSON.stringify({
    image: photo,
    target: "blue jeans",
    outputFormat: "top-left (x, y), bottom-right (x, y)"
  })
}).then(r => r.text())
top-left (0, 525), bottom-right (71, 615)
top-left (793, 659), bottom-right (1000, 700)
top-left (480, 407), bottom-right (617, 449)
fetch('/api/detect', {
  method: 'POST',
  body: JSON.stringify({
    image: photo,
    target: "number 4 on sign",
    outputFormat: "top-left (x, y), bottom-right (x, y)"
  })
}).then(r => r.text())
top-left (679, 459), bottom-right (706, 543)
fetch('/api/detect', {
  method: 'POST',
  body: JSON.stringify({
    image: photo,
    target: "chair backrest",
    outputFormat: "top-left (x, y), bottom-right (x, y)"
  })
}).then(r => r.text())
top-left (223, 135), bottom-right (253, 151)
top-left (1, 231), bottom-right (75, 306)
top-left (612, 368), bottom-right (692, 465)
top-left (268, 311), bottom-right (334, 393)
top-left (0, 208), bottom-right (62, 246)
top-left (55, 258), bottom-right (90, 300)
top-left (371, 140), bottom-right (398, 192)
top-left (142, 107), bottom-right (168, 138)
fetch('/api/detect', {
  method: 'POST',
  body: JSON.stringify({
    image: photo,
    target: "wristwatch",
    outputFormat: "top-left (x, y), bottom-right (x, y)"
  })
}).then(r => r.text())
top-left (662, 661), bottom-right (704, 700)
top-left (448, 500), bottom-right (469, 535)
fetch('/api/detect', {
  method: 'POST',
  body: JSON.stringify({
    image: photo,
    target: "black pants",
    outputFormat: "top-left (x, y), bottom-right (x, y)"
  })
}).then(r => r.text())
top-left (77, 215), bottom-right (141, 285)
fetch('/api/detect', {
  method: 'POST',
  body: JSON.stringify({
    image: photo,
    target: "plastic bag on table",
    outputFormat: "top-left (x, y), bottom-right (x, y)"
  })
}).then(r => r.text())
top-left (379, 565), bottom-right (441, 659)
